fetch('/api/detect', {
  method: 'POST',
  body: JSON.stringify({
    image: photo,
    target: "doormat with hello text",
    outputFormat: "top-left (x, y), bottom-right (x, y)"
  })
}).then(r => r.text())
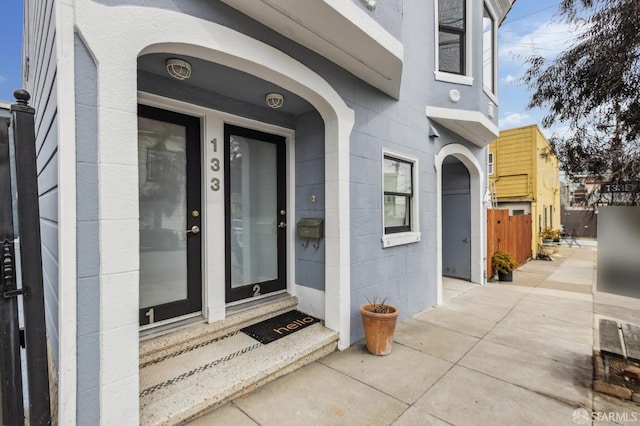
top-left (240, 310), bottom-right (320, 344)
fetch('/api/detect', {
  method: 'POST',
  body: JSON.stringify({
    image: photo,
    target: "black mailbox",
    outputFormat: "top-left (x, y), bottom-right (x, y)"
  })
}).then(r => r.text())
top-left (296, 218), bottom-right (324, 239)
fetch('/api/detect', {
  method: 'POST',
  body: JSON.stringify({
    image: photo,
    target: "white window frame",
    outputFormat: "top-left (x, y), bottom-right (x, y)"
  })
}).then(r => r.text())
top-left (434, 0), bottom-right (473, 86)
top-left (488, 151), bottom-right (494, 175)
top-left (482, 2), bottom-right (499, 102)
top-left (381, 150), bottom-right (421, 248)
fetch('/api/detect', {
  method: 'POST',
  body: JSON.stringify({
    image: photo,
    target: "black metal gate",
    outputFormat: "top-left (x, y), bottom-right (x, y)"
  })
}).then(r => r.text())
top-left (0, 90), bottom-right (52, 425)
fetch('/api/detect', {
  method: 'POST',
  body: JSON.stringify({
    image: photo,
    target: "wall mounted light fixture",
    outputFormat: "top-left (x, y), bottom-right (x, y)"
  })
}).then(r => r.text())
top-left (265, 92), bottom-right (285, 109)
top-left (166, 58), bottom-right (192, 80)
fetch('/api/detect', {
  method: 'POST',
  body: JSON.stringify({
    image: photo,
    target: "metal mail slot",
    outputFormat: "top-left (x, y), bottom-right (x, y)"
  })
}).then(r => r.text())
top-left (296, 218), bottom-right (324, 239)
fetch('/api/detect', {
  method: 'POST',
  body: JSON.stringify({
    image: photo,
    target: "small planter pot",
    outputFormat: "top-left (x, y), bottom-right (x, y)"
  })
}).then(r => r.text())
top-left (497, 271), bottom-right (513, 282)
top-left (360, 304), bottom-right (399, 356)
top-left (541, 244), bottom-right (554, 256)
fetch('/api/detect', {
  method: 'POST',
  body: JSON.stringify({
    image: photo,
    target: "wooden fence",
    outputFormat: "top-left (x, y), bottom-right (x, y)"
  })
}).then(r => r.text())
top-left (487, 209), bottom-right (532, 278)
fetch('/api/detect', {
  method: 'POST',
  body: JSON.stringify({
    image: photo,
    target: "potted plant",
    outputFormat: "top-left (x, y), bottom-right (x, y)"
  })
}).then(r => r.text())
top-left (491, 250), bottom-right (517, 282)
top-left (360, 296), bottom-right (399, 356)
top-left (540, 228), bottom-right (557, 244)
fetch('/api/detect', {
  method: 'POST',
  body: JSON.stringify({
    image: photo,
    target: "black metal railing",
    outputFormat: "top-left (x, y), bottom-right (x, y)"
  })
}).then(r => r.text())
top-left (0, 90), bottom-right (52, 425)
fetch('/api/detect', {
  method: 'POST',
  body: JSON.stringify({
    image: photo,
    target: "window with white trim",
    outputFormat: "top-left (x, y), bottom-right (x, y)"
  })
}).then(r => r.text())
top-left (482, 4), bottom-right (496, 93)
top-left (382, 152), bottom-right (421, 247)
top-left (488, 152), bottom-right (494, 175)
top-left (438, 0), bottom-right (466, 75)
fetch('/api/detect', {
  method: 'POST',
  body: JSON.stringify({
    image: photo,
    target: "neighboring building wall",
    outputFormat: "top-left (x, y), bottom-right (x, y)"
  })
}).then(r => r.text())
top-left (490, 127), bottom-right (533, 201)
top-left (490, 125), bottom-right (561, 256)
top-left (496, 202), bottom-right (531, 215)
top-left (533, 126), bottom-right (561, 232)
top-left (23, 0), bottom-right (60, 367)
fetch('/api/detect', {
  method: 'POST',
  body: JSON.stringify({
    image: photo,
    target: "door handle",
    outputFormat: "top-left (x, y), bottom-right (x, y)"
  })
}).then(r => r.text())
top-left (187, 225), bottom-right (200, 234)
top-left (463, 238), bottom-right (469, 242)
top-left (278, 221), bottom-right (287, 229)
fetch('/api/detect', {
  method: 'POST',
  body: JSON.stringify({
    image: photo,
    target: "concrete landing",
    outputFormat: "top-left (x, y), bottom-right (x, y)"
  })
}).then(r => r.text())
top-left (139, 297), bottom-right (338, 425)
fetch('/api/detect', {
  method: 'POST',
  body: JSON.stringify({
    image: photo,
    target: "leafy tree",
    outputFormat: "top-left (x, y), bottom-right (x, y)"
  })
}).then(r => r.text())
top-left (522, 0), bottom-right (640, 204)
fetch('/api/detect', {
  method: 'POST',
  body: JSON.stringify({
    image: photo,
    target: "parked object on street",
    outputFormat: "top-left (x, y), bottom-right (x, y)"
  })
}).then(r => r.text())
top-left (360, 297), bottom-right (399, 356)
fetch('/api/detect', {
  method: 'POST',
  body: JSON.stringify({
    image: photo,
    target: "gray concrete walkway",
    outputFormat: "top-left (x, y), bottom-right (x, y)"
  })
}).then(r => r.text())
top-left (190, 246), bottom-right (640, 425)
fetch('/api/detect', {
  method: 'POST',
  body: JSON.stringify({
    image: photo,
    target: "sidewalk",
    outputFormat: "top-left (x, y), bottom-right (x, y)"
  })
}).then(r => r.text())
top-left (190, 246), bottom-right (640, 425)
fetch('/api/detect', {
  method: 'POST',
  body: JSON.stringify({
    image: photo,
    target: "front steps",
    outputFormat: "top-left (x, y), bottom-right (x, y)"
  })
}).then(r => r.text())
top-left (139, 296), bottom-right (339, 425)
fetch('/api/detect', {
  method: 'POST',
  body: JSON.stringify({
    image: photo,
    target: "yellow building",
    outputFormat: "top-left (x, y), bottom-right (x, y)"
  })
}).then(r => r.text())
top-left (488, 125), bottom-right (561, 257)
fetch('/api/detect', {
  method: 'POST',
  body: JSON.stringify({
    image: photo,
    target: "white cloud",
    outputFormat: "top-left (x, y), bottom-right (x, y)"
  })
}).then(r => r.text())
top-left (499, 21), bottom-right (582, 63)
top-left (501, 74), bottom-right (517, 85)
top-left (0, 74), bottom-right (6, 83)
top-left (499, 112), bottom-right (531, 129)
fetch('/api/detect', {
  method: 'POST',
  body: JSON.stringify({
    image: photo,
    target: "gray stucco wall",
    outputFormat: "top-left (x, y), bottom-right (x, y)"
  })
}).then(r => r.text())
top-left (350, 0), bottom-right (403, 41)
top-left (75, 34), bottom-right (101, 425)
top-left (294, 111), bottom-right (326, 291)
top-left (92, 0), bottom-right (489, 345)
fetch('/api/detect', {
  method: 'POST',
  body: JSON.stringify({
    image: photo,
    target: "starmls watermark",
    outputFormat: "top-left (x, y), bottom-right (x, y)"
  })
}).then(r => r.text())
top-left (572, 407), bottom-right (639, 424)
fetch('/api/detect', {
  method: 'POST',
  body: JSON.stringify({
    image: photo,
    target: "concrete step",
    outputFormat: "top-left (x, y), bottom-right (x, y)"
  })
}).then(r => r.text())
top-left (140, 322), bottom-right (338, 425)
top-left (140, 295), bottom-right (299, 366)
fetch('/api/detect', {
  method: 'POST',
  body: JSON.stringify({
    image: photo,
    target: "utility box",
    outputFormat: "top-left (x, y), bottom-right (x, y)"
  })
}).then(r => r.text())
top-left (296, 218), bottom-right (324, 239)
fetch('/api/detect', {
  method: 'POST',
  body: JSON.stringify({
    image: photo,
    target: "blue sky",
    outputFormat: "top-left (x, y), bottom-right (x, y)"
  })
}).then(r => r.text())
top-left (498, 1), bottom-right (580, 138)
top-left (0, 1), bottom-right (24, 104)
top-left (0, 0), bottom-right (572, 137)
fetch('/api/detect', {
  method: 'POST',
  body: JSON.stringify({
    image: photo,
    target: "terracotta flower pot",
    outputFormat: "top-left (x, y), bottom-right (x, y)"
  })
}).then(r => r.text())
top-left (360, 304), bottom-right (399, 356)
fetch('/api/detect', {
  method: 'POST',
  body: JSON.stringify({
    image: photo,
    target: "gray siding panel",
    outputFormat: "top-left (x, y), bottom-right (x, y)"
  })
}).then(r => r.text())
top-left (37, 149), bottom-right (58, 196)
top-left (25, 0), bottom-right (60, 367)
top-left (39, 187), bottom-right (58, 223)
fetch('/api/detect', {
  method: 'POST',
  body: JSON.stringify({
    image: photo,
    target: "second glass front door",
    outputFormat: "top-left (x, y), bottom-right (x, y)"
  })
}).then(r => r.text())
top-left (225, 125), bottom-right (287, 303)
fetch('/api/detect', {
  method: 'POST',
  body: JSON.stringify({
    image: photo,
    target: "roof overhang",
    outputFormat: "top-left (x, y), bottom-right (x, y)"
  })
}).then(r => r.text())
top-left (488, 0), bottom-right (516, 25)
top-left (220, 0), bottom-right (403, 99)
top-left (426, 106), bottom-right (499, 148)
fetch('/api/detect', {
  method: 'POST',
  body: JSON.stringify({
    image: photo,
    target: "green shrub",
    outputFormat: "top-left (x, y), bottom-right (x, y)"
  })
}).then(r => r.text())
top-left (491, 251), bottom-right (517, 274)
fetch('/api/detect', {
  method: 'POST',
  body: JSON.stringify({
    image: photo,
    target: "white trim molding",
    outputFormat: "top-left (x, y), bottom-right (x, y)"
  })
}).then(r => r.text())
top-left (220, 0), bottom-right (403, 99)
top-left (55, 1), bottom-right (77, 423)
top-left (426, 106), bottom-right (499, 148)
top-left (381, 149), bottom-right (421, 248)
top-left (435, 144), bottom-right (486, 305)
top-left (434, 0), bottom-right (473, 84)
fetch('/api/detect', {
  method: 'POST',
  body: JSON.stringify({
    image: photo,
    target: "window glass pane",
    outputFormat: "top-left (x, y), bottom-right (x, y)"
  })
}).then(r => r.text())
top-left (138, 117), bottom-right (188, 309)
top-left (229, 135), bottom-right (278, 287)
top-left (439, 31), bottom-right (463, 74)
top-left (384, 195), bottom-right (410, 227)
top-left (488, 152), bottom-right (494, 174)
top-left (483, 6), bottom-right (495, 91)
top-left (439, 0), bottom-right (464, 29)
top-left (384, 157), bottom-right (412, 194)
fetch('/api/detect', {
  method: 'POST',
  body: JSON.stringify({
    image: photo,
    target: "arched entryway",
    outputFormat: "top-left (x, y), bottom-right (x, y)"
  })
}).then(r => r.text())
top-left (435, 144), bottom-right (486, 304)
top-left (442, 157), bottom-right (471, 280)
top-left (74, 3), bottom-right (355, 420)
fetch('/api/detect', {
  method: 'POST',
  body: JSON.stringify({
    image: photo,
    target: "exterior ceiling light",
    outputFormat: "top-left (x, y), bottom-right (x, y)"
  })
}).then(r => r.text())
top-left (265, 92), bottom-right (285, 109)
top-left (166, 58), bottom-right (192, 80)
